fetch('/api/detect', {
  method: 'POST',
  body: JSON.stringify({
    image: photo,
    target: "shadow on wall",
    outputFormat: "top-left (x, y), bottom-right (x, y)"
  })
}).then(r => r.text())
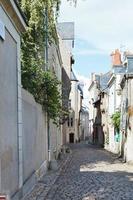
top-left (93, 102), bottom-right (104, 147)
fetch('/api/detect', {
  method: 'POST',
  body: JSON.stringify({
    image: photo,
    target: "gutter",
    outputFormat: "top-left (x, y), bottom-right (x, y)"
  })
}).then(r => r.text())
top-left (13, 0), bottom-right (28, 25)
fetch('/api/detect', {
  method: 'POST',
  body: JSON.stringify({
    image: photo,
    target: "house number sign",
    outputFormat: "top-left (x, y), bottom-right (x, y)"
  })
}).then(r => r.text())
top-left (0, 19), bottom-right (5, 40)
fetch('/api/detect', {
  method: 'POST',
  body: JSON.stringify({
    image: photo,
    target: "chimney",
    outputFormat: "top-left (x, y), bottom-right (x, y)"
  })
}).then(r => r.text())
top-left (111, 49), bottom-right (122, 66)
top-left (91, 73), bottom-right (95, 81)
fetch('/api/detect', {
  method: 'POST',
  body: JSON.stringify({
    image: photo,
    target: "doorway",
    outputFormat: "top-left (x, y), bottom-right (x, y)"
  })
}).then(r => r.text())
top-left (69, 133), bottom-right (74, 143)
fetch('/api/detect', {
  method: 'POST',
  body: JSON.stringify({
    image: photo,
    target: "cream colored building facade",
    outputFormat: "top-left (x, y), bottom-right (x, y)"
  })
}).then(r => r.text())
top-left (0, 0), bottom-right (26, 198)
top-left (106, 73), bottom-right (122, 153)
top-left (66, 72), bottom-right (83, 143)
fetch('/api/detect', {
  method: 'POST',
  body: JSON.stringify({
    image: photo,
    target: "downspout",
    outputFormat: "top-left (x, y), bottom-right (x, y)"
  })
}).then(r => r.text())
top-left (114, 75), bottom-right (116, 113)
top-left (124, 73), bottom-right (128, 161)
top-left (0, 159), bottom-right (1, 191)
top-left (17, 39), bottom-right (23, 194)
top-left (45, 4), bottom-right (51, 168)
top-left (121, 70), bottom-right (128, 160)
top-left (114, 75), bottom-right (116, 147)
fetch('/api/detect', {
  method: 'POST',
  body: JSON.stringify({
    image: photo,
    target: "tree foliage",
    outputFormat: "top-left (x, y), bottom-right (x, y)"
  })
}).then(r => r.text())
top-left (111, 111), bottom-right (120, 132)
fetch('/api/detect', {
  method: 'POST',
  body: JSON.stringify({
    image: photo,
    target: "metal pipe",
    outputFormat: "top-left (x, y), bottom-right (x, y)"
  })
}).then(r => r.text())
top-left (45, 5), bottom-right (48, 71)
top-left (45, 4), bottom-right (51, 168)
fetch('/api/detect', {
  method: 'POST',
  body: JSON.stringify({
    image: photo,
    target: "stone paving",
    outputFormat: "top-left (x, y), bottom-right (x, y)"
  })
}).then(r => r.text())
top-left (22, 151), bottom-right (72, 200)
top-left (44, 143), bottom-right (133, 200)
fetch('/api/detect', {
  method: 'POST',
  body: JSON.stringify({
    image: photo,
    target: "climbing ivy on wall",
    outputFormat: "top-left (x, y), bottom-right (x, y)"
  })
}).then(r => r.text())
top-left (22, 64), bottom-right (62, 122)
top-left (18, 0), bottom-right (78, 123)
top-left (18, 0), bottom-right (62, 123)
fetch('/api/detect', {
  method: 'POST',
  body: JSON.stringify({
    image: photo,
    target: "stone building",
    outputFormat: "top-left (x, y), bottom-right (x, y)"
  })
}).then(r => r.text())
top-left (79, 107), bottom-right (89, 141)
top-left (66, 71), bottom-right (83, 143)
top-left (57, 22), bottom-right (76, 144)
top-left (0, 0), bottom-right (26, 198)
top-left (47, 31), bottom-right (63, 163)
top-left (99, 72), bottom-right (111, 148)
top-left (20, 24), bottom-right (65, 196)
top-left (88, 73), bottom-right (103, 145)
top-left (88, 49), bottom-right (133, 162)
top-left (58, 33), bottom-right (72, 145)
top-left (120, 53), bottom-right (133, 162)
top-left (106, 50), bottom-right (126, 153)
top-left (88, 50), bottom-right (125, 149)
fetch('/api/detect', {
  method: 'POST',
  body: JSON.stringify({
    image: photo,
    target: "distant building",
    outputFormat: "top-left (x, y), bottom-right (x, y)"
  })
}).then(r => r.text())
top-left (57, 22), bottom-right (78, 144)
top-left (57, 22), bottom-right (74, 51)
top-left (88, 73), bottom-right (103, 145)
top-left (88, 49), bottom-right (133, 162)
top-left (79, 107), bottom-right (89, 141)
top-left (120, 53), bottom-right (133, 162)
top-left (66, 71), bottom-right (83, 143)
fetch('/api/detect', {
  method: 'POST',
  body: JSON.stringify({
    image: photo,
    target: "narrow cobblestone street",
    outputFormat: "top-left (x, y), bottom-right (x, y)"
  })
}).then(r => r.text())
top-left (44, 143), bottom-right (133, 200)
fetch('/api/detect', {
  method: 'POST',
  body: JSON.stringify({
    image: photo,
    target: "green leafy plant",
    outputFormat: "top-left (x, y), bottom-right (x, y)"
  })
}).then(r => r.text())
top-left (111, 111), bottom-right (120, 132)
top-left (22, 62), bottom-right (62, 123)
top-left (18, 0), bottom-right (63, 124)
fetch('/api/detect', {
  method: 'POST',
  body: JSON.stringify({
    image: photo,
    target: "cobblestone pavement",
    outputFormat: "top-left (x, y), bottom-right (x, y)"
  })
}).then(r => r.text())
top-left (45, 143), bottom-right (133, 200)
top-left (22, 152), bottom-right (72, 200)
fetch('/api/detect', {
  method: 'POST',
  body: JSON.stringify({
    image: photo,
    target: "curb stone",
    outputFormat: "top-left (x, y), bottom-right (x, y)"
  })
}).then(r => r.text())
top-left (21, 150), bottom-right (72, 200)
top-left (37, 152), bottom-right (73, 200)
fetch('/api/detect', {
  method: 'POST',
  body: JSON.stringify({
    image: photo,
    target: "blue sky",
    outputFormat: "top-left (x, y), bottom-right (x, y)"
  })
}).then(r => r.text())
top-left (59, 0), bottom-right (133, 79)
top-left (73, 39), bottom-right (110, 77)
top-left (59, 0), bottom-right (133, 105)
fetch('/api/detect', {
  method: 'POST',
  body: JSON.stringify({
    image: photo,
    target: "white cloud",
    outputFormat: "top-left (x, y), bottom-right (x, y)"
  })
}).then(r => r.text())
top-left (58, 0), bottom-right (133, 108)
top-left (76, 73), bottom-right (90, 107)
top-left (74, 49), bottom-right (107, 56)
top-left (59, 0), bottom-right (133, 52)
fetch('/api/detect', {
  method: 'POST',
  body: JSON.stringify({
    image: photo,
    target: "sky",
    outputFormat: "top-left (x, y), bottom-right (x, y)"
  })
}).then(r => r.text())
top-left (58, 0), bottom-right (133, 105)
top-left (59, 0), bottom-right (133, 76)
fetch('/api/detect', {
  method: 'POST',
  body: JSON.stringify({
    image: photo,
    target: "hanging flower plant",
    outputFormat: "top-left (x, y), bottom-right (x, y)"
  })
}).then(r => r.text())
top-left (111, 111), bottom-right (120, 133)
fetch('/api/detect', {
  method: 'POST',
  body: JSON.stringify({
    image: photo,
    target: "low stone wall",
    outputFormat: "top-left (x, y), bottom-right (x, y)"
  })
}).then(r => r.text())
top-left (21, 89), bottom-right (48, 198)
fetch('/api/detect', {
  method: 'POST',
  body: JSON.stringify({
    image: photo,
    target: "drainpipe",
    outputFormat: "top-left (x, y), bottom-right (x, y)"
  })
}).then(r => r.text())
top-left (0, 159), bottom-right (1, 191)
top-left (45, 5), bottom-right (48, 71)
top-left (45, 5), bottom-right (51, 168)
top-left (124, 73), bottom-right (128, 161)
top-left (17, 40), bottom-right (23, 195)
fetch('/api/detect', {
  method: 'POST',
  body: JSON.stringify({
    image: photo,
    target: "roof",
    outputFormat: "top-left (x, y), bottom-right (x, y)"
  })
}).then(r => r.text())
top-left (80, 106), bottom-right (89, 114)
top-left (93, 97), bottom-right (100, 106)
top-left (112, 65), bottom-right (126, 74)
top-left (111, 56), bottom-right (133, 74)
top-left (88, 74), bottom-right (100, 91)
top-left (71, 70), bottom-right (78, 81)
top-left (88, 80), bottom-right (95, 91)
top-left (100, 71), bottom-right (112, 92)
top-left (57, 22), bottom-right (74, 40)
top-left (127, 56), bottom-right (133, 73)
top-left (78, 84), bottom-right (83, 98)
top-left (107, 74), bottom-right (116, 87)
top-left (95, 74), bottom-right (100, 83)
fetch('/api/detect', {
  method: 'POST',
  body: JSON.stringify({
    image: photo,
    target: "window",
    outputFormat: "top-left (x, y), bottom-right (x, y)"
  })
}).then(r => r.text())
top-left (71, 118), bottom-right (73, 127)
top-left (67, 119), bottom-right (70, 127)
top-left (68, 100), bottom-right (71, 109)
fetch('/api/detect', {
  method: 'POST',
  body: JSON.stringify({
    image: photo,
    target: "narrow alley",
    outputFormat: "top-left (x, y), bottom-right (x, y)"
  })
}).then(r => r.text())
top-left (2, 1), bottom-right (133, 199)
top-left (44, 143), bottom-right (133, 200)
